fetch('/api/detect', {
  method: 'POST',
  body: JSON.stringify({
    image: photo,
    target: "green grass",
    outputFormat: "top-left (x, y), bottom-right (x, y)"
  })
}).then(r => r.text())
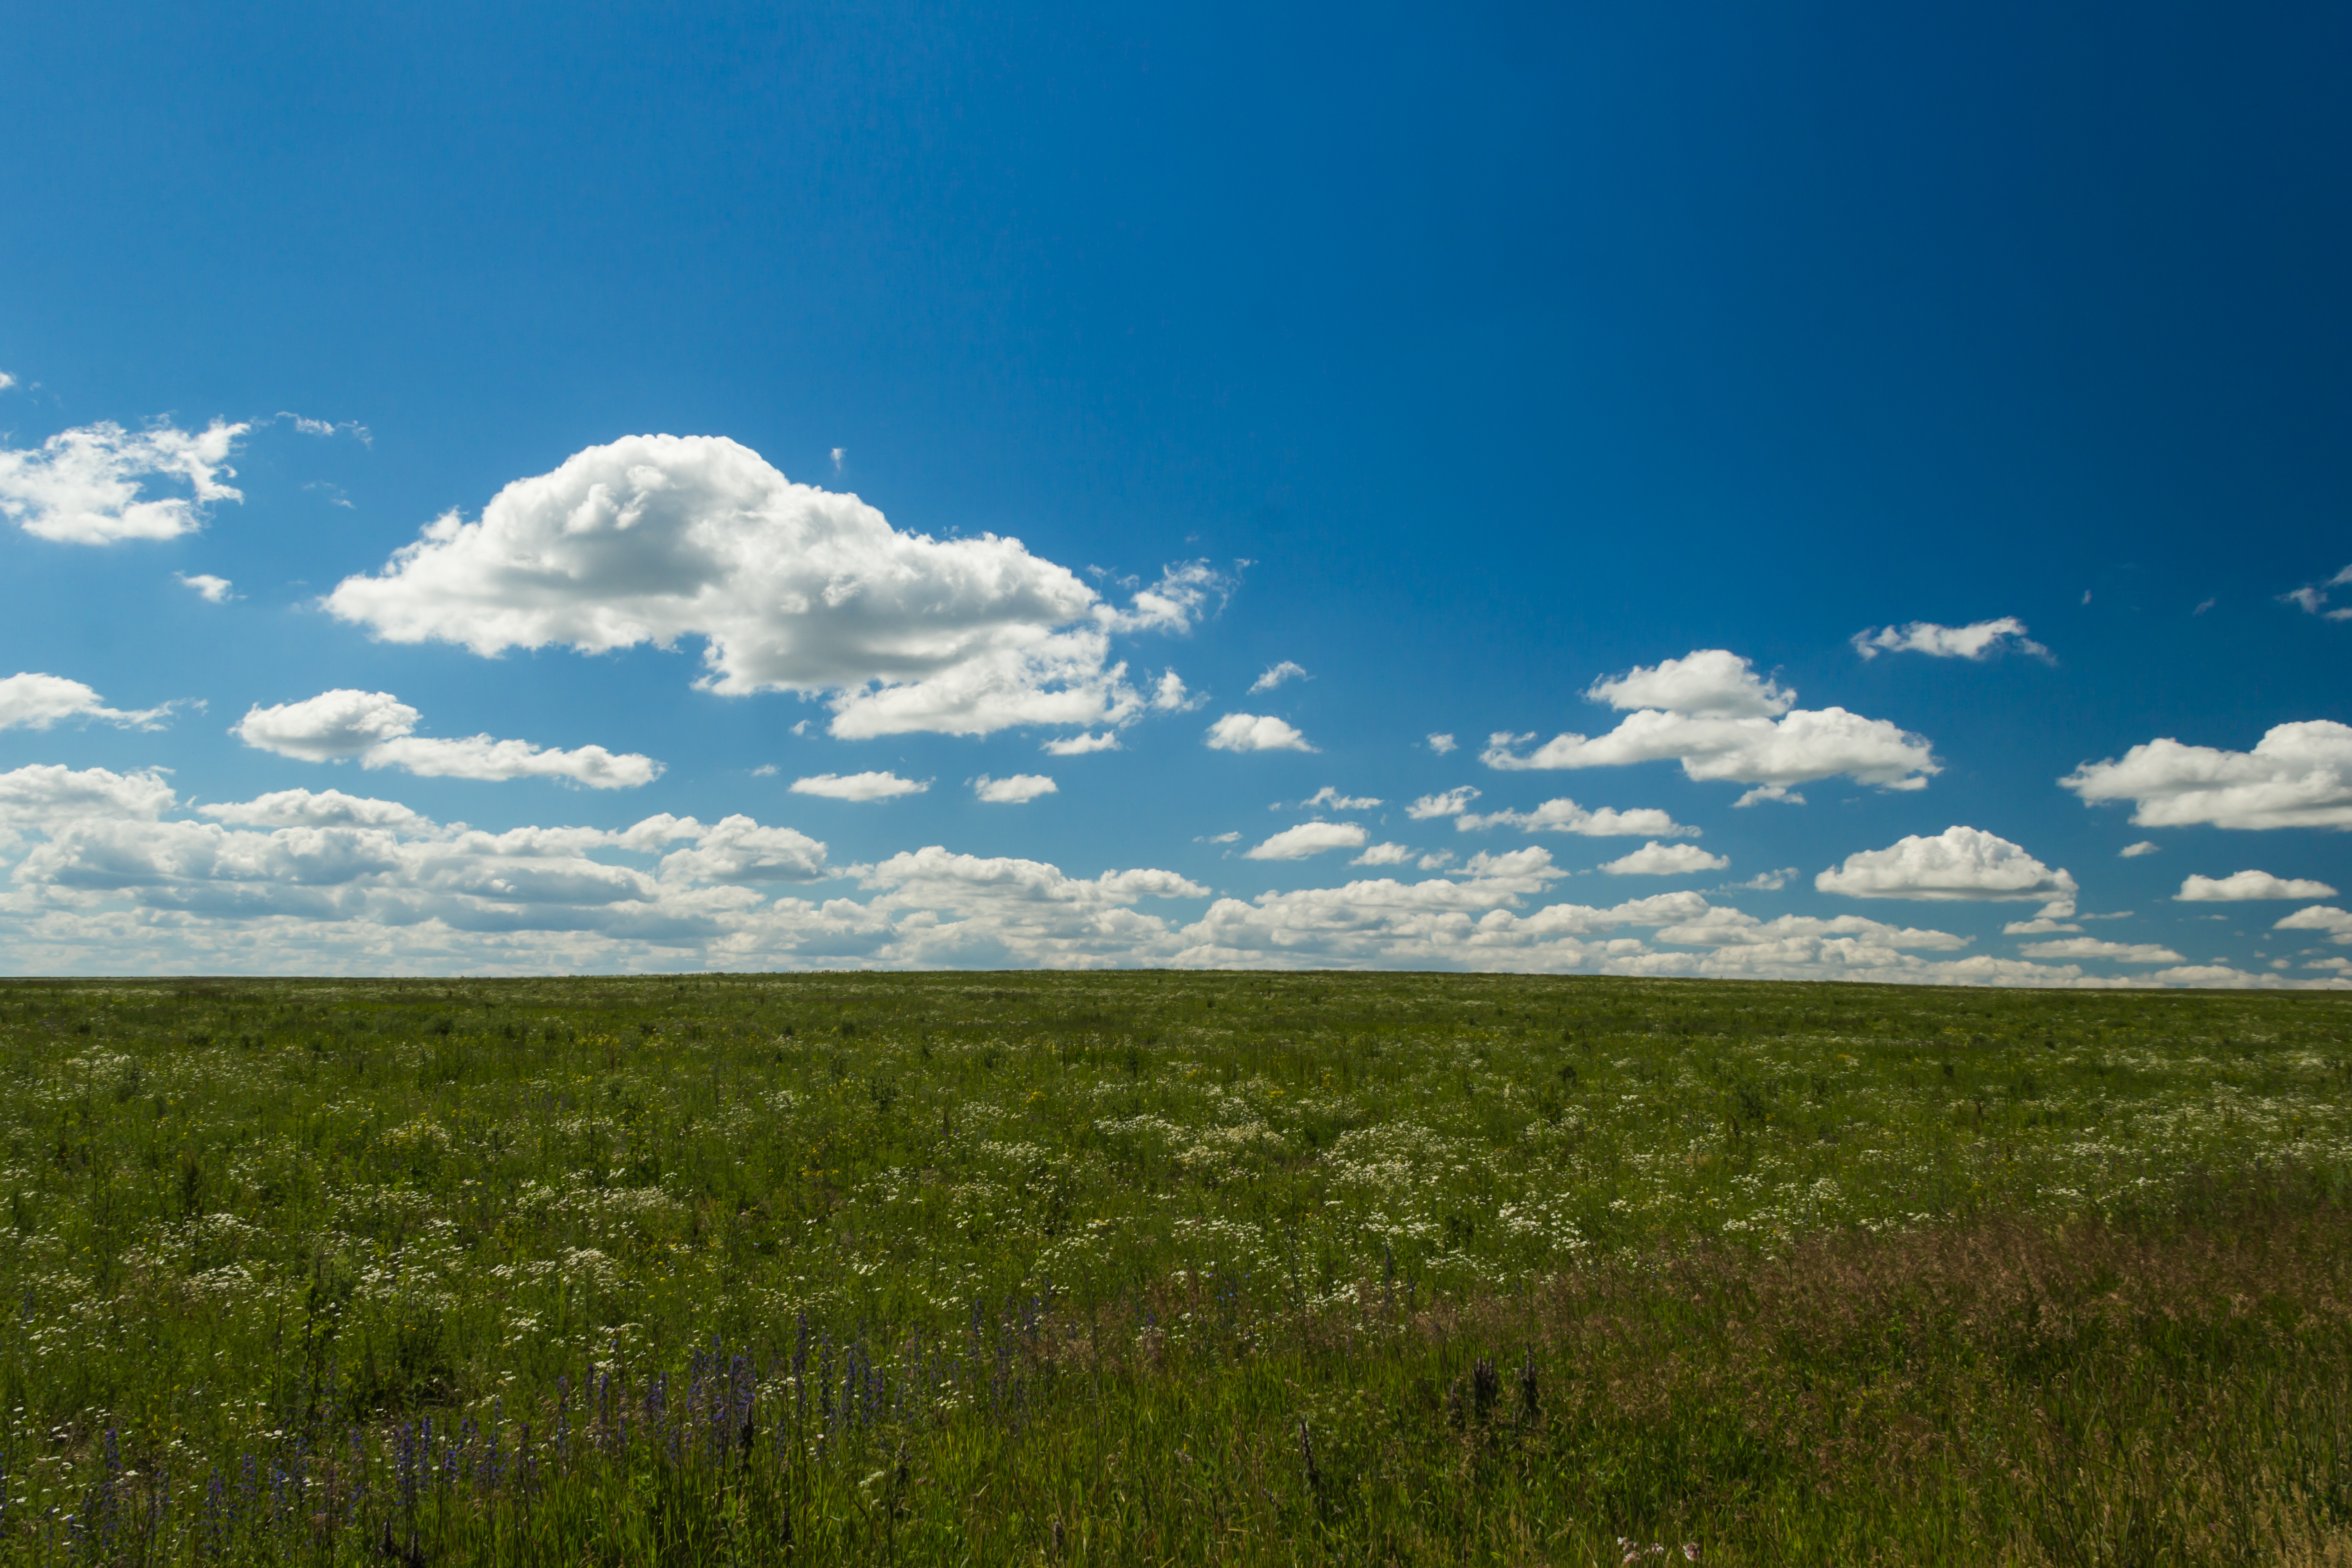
top-left (1, 971), bottom-right (2349, 1563)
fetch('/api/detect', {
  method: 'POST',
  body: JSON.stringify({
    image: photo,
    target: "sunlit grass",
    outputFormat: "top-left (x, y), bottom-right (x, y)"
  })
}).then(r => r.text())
top-left (1, 972), bottom-right (2347, 1562)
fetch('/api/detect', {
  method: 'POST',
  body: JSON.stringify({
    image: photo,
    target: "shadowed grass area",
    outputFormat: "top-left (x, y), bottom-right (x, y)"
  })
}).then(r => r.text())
top-left (0, 972), bottom-right (2346, 1562)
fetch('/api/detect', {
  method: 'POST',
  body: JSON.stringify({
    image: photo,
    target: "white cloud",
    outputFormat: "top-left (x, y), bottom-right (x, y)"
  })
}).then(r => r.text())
top-left (2276, 906), bottom-right (2352, 944)
top-left (2002, 917), bottom-right (2082, 935)
top-left (1850, 617), bottom-right (2048, 662)
top-left (197, 789), bottom-right (429, 833)
top-left (1486, 650), bottom-right (1936, 793)
top-left (235, 690), bottom-right (417, 760)
top-left (789, 771), bottom-right (926, 802)
top-left (1457, 796), bottom-right (1695, 838)
top-left (1301, 786), bottom-right (1381, 811)
top-left (2279, 564), bottom-right (2352, 620)
top-left (973, 774), bottom-right (1057, 804)
top-left (176, 573), bottom-right (235, 603)
top-left (652, 816), bottom-right (828, 884)
top-left (1162, 851), bottom-right (2121, 984)
top-left (1588, 649), bottom-right (1792, 718)
top-left (1244, 821), bottom-right (1368, 860)
top-left (1817, 827), bottom-right (2078, 909)
top-left (2176, 870), bottom-right (2337, 902)
top-left (2019, 938), bottom-right (2185, 963)
top-left (1205, 714), bottom-right (1314, 753)
top-left (0, 372), bottom-right (14, 392)
top-left (2120, 840), bottom-right (2161, 857)
top-left (1599, 842), bottom-right (1730, 876)
top-left (322, 434), bottom-right (1220, 740)
top-left (0, 764), bottom-right (176, 825)
top-left (1733, 784), bottom-right (1806, 807)
top-left (1199, 831), bottom-right (1241, 844)
top-left (2142, 965), bottom-right (2310, 989)
top-left (1719, 867), bottom-right (1798, 892)
top-left (0, 673), bottom-right (173, 733)
top-left (1042, 731), bottom-right (1121, 755)
top-left (1350, 843), bottom-right (1416, 866)
top-left (0, 419), bottom-right (248, 544)
top-left (1149, 671), bottom-right (1204, 712)
top-left (0, 769), bottom-right (2312, 987)
top-left (1249, 661), bottom-right (1309, 693)
top-left (1426, 733), bottom-right (1457, 755)
top-left (1407, 786), bottom-right (1479, 819)
top-left (2062, 722), bottom-right (2352, 830)
top-left (1417, 850), bottom-right (1455, 869)
top-left (233, 690), bottom-right (662, 789)
top-left (367, 736), bottom-right (665, 789)
top-left (1651, 907), bottom-right (1969, 951)
top-left (279, 413), bottom-right (371, 445)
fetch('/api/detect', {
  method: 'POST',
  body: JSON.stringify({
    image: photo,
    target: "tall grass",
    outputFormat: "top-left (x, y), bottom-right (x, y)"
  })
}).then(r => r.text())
top-left (0, 972), bottom-right (2347, 1562)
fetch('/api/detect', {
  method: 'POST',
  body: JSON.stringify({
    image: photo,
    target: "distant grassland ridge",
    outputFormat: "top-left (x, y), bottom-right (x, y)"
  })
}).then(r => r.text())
top-left (0, 972), bottom-right (2347, 1564)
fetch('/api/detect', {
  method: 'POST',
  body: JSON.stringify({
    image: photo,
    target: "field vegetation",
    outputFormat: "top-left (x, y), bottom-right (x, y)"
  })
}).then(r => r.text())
top-left (0, 972), bottom-right (2348, 1564)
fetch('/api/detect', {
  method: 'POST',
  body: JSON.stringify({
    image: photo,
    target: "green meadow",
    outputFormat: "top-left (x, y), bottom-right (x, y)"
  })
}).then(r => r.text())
top-left (2, 972), bottom-right (2348, 1564)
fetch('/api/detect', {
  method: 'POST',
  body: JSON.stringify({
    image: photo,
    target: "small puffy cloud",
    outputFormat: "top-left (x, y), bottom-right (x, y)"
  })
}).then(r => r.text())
top-left (1588, 649), bottom-right (1793, 718)
top-left (1426, 732), bottom-right (1457, 755)
top-left (1851, 617), bottom-right (2048, 662)
top-left (1205, 714), bottom-right (1314, 753)
top-left (0, 419), bottom-right (248, 544)
top-left (2063, 722), bottom-right (2352, 830)
top-left (2019, 938), bottom-right (2186, 964)
top-left (1487, 650), bottom-right (1936, 792)
top-left (1457, 796), bottom-right (1695, 838)
top-left (1150, 671), bottom-right (1204, 712)
top-left (233, 690), bottom-right (417, 761)
top-left (1734, 784), bottom-right (1806, 807)
top-left (1301, 786), bottom-right (1381, 811)
top-left (197, 789), bottom-right (429, 833)
top-left (2177, 870), bottom-right (2337, 902)
top-left (1244, 821), bottom-right (1368, 860)
top-left (973, 774), bottom-right (1057, 804)
top-left (1351, 842), bottom-right (1416, 866)
top-left (1198, 831), bottom-right (1240, 844)
top-left (1407, 786), bottom-right (1479, 819)
top-left (1043, 730), bottom-right (1121, 755)
top-left (1720, 867), bottom-right (1798, 892)
top-left (2002, 917), bottom-right (2082, 935)
top-left (0, 372), bottom-right (13, 391)
top-left (2120, 841), bottom-right (2161, 857)
top-left (1249, 661), bottom-right (1309, 693)
top-left (323, 434), bottom-right (1216, 740)
top-left (2279, 564), bottom-right (2352, 620)
top-left (1817, 826), bottom-right (2078, 907)
top-left (1599, 842), bottom-right (1730, 877)
top-left (2275, 906), bottom-right (2352, 944)
top-left (0, 673), bottom-right (173, 732)
top-left (1119, 563), bottom-right (1232, 635)
top-left (233, 690), bottom-right (662, 788)
top-left (176, 573), bottom-right (235, 603)
top-left (789, 771), bottom-right (926, 802)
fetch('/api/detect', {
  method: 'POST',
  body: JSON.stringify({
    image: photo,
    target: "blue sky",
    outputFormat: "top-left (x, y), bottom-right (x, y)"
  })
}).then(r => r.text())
top-left (3, 0), bottom-right (2349, 982)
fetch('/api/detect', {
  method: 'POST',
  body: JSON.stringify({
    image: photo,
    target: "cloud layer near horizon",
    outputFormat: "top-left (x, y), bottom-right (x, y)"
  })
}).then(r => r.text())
top-left (1, 763), bottom-right (2335, 989)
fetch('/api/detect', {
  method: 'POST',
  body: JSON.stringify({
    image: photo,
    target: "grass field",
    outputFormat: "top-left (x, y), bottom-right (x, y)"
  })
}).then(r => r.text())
top-left (2, 972), bottom-right (2348, 1564)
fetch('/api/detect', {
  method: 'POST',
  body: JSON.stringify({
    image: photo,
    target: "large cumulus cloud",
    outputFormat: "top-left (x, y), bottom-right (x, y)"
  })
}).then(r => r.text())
top-left (323, 434), bottom-right (1215, 740)
top-left (2062, 721), bottom-right (2352, 830)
